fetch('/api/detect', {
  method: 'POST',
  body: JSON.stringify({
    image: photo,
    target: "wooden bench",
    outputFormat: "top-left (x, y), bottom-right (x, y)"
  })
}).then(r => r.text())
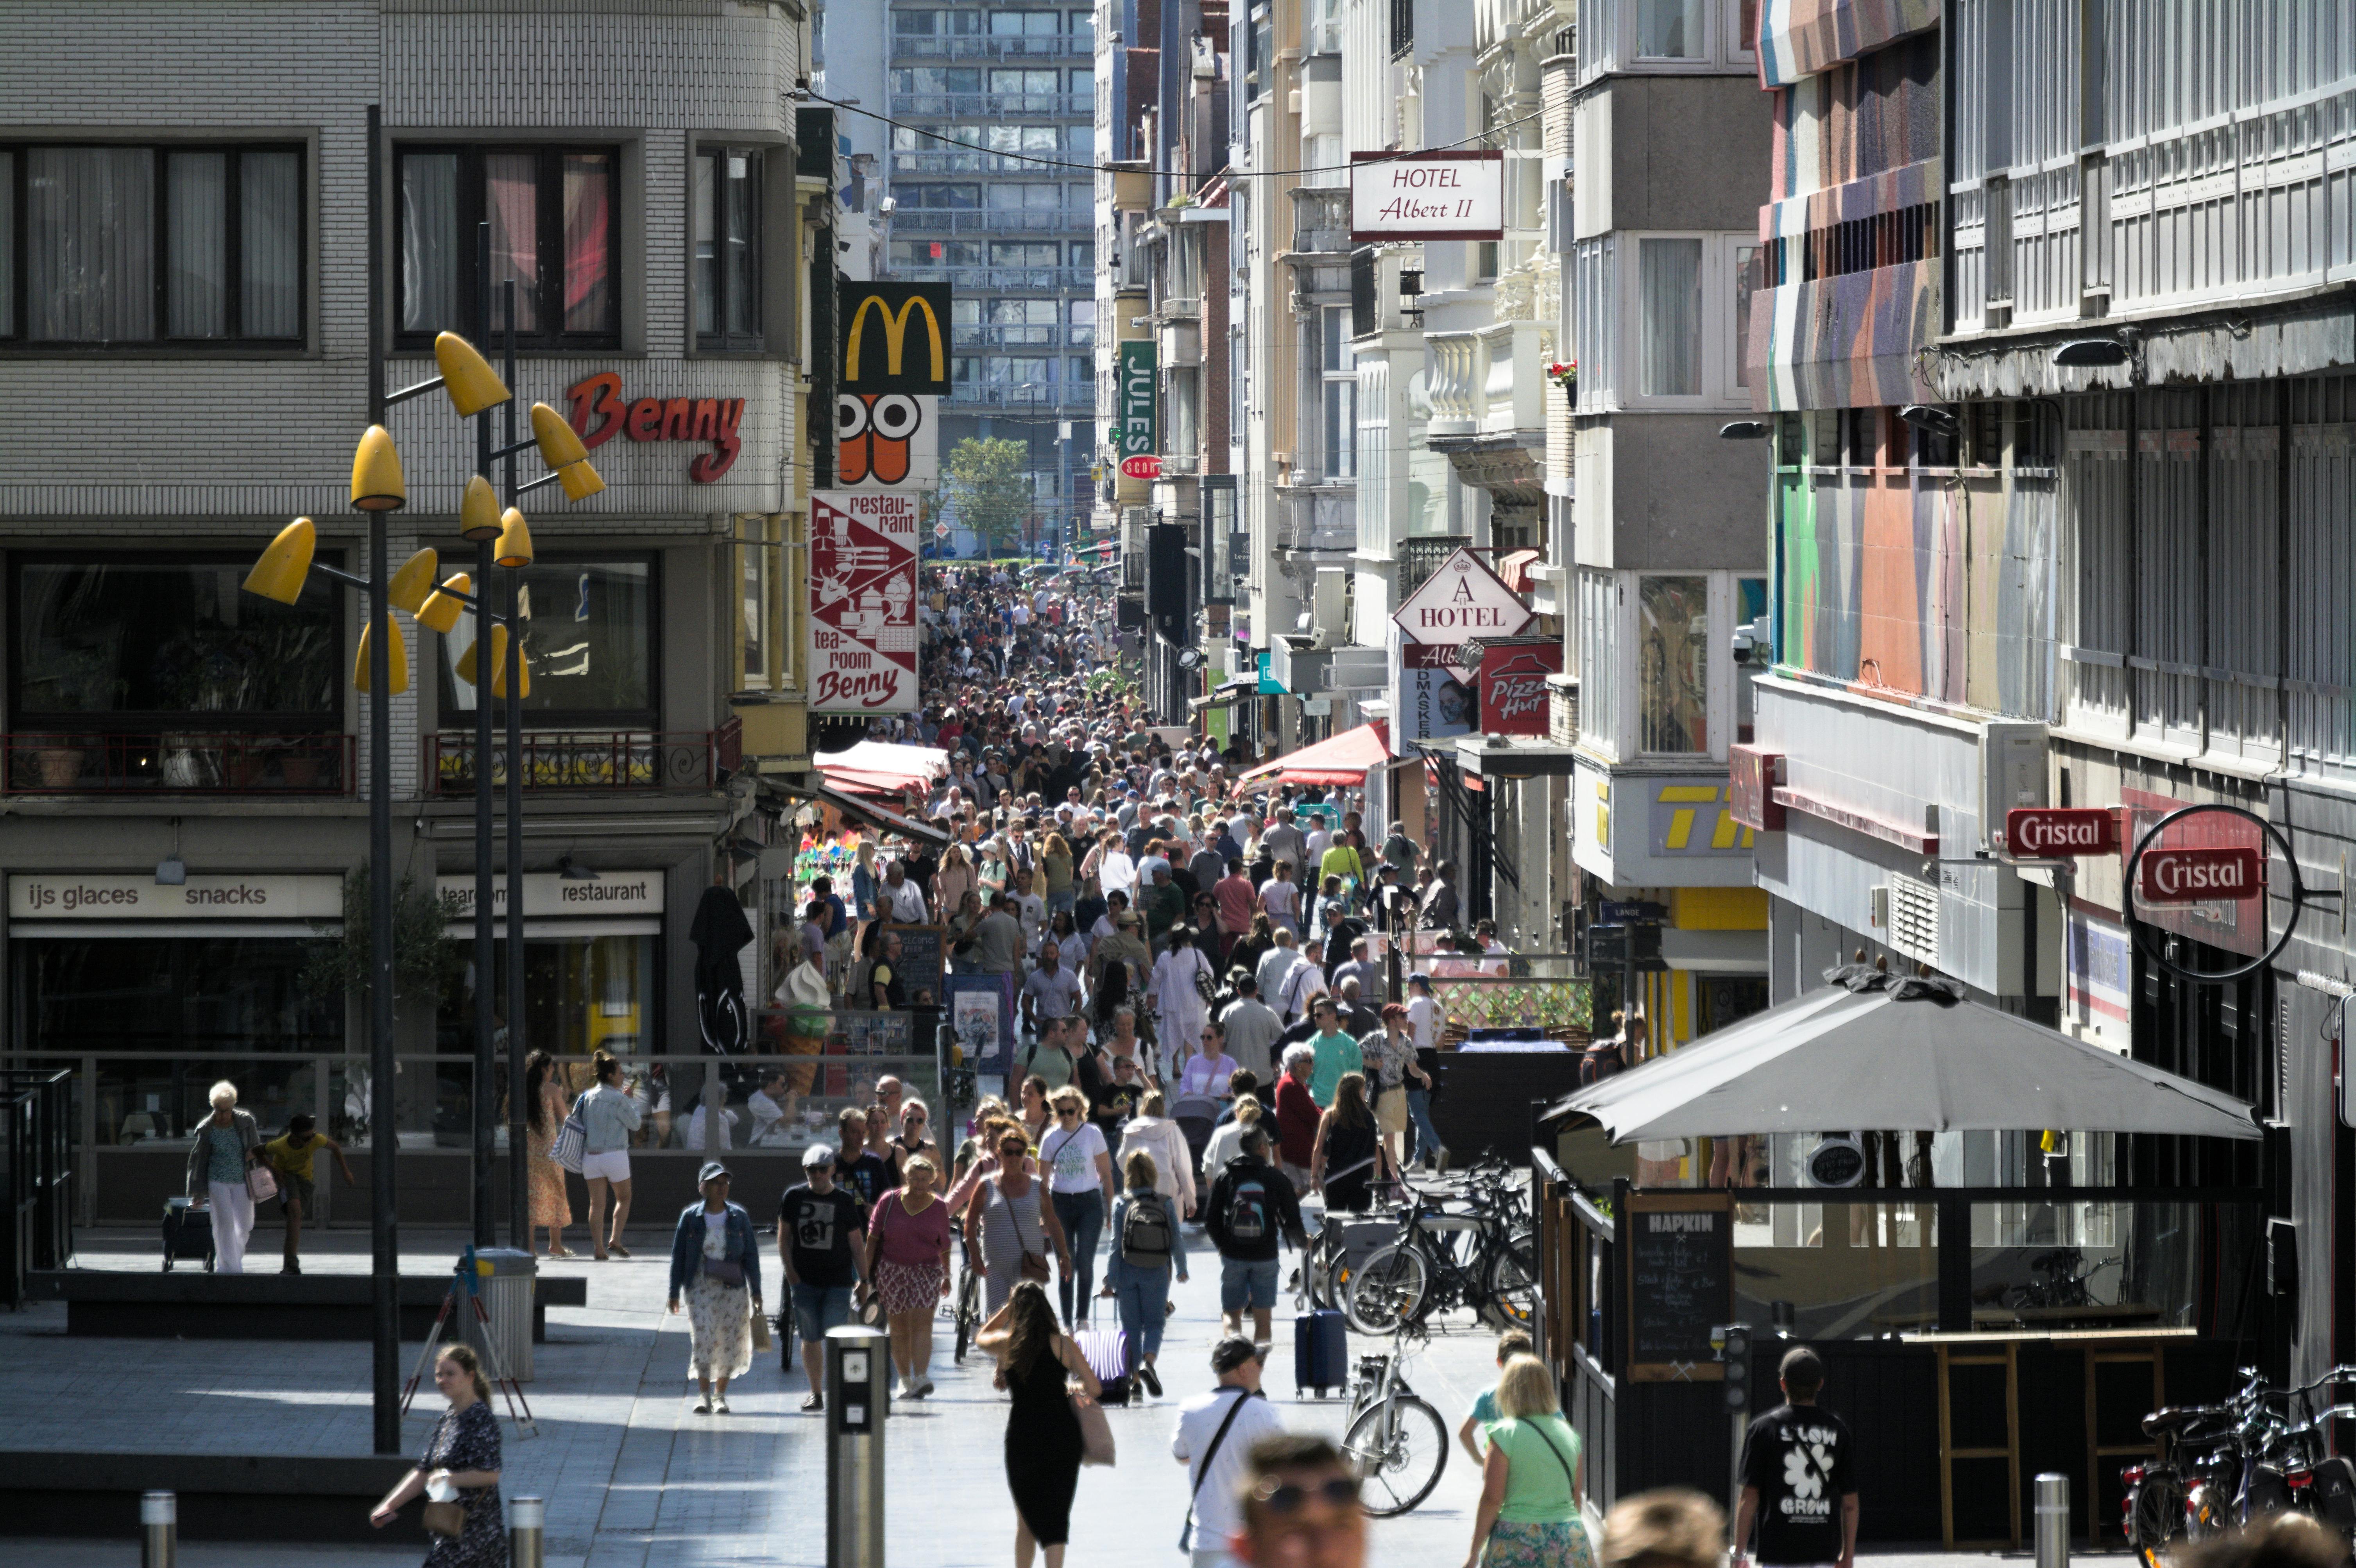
top-left (0, 1452), bottom-right (423, 1543)
top-left (20, 1268), bottom-right (588, 1341)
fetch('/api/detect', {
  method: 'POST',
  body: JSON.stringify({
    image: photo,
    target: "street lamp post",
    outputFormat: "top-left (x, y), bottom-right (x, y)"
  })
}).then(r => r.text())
top-left (500, 284), bottom-right (531, 1252)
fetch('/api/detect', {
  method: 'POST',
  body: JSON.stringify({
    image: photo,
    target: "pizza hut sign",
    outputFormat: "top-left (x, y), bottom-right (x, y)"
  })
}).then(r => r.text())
top-left (565, 373), bottom-right (746, 483)
top-left (1477, 642), bottom-right (1563, 736)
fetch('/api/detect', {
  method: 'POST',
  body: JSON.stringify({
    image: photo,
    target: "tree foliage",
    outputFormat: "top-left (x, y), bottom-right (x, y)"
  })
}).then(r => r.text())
top-left (943, 436), bottom-right (1033, 557)
top-left (299, 865), bottom-right (464, 1014)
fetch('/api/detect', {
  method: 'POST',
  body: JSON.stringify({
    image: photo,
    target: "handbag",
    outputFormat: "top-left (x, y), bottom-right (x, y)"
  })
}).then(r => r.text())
top-left (1071, 1387), bottom-right (1117, 1466)
top-left (998, 1178), bottom-right (1051, 1283)
top-left (1191, 949), bottom-right (1217, 1004)
top-left (422, 1500), bottom-right (467, 1540)
top-left (245, 1162), bottom-right (278, 1203)
top-left (750, 1302), bottom-right (773, 1351)
top-left (550, 1091), bottom-right (589, 1173)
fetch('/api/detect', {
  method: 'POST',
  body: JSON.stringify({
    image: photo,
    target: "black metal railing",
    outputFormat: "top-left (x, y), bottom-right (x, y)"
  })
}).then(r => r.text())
top-left (1, 1069), bottom-right (74, 1309)
top-left (1350, 246), bottom-right (1379, 338)
top-left (4, 732), bottom-right (353, 795)
top-left (1391, 0), bottom-right (1414, 59)
top-left (427, 718), bottom-right (742, 793)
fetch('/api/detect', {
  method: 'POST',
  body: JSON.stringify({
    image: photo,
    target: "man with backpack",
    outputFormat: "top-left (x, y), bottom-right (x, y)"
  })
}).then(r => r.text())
top-left (1203, 1125), bottom-right (1307, 1346)
top-left (1173, 1337), bottom-right (1289, 1568)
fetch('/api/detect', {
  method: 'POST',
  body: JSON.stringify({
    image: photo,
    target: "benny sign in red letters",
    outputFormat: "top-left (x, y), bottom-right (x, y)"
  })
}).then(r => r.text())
top-left (808, 490), bottom-right (918, 714)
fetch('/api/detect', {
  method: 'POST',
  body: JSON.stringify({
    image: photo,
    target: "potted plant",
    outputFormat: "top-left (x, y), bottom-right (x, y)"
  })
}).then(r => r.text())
top-left (1545, 358), bottom-right (1578, 404)
top-left (16, 645), bottom-right (126, 790)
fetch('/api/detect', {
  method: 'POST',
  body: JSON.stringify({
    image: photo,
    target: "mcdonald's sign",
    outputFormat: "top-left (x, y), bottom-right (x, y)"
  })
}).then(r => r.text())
top-left (839, 281), bottom-right (953, 396)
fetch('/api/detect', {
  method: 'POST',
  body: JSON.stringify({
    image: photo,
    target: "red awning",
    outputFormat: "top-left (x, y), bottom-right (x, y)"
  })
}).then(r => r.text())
top-left (1498, 548), bottom-right (1544, 594)
top-left (1236, 720), bottom-right (1391, 787)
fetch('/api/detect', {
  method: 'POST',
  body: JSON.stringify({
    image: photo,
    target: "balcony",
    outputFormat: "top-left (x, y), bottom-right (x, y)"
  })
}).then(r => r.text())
top-left (1287, 186), bottom-right (1353, 256)
top-left (952, 322), bottom-right (1093, 349)
top-left (1425, 320), bottom-right (1551, 438)
top-left (891, 207), bottom-right (1092, 235)
top-left (891, 265), bottom-right (1093, 292)
top-left (427, 721), bottom-right (741, 794)
top-left (1272, 486), bottom-right (1357, 553)
top-left (947, 383), bottom-right (1095, 410)
top-left (893, 150), bottom-right (1072, 175)
top-left (892, 35), bottom-right (1092, 60)
top-left (5, 731), bottom-right (352, 795)
top-left (893, 93), bottom-right (1090, 120)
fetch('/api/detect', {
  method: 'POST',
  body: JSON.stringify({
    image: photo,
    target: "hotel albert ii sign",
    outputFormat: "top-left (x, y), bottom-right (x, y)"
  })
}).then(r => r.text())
top-left (1351, 152), bottom-right (1504, 243)
top-left (808, 491), bottom-right (919, 715)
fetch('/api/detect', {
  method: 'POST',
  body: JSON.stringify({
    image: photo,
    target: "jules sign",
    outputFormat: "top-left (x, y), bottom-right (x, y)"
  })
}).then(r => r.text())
top-left (1351, 151), bottom-right (1504, 242)
top-left (566, 374), bottom-right (745, 482)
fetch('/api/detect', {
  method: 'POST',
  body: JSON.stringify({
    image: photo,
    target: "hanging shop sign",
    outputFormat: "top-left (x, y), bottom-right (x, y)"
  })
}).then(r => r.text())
top-left (1117, 340), bottom-right (1158, 469)
top-left (1392, 548), bottom-right (1533, 644)
top-left (564, 374), bottom-right (745, 482)
top-left (7, 873), bottom-right (343, 920)
top-left (838, 280), bottom-right (950, 490)
top-left (2006, 806), bottom-right (2120, 858)
top-left (2138, 847), bottom-right (2263, 904)
top-left (1395, 640), bottom-right (1478, 748)
top-left (1350, 150), bottom-right (1504, 243)
top-left (1476, 641), bottom-right (1563, 736)
top-left (2120, 802), bottom-right (2315, 984)
top-left (435, 871), bottom-right (665, 920)
top-left (836, 389), bottom-right (939, 490)
top-left (808, 490), bottom-right (920, 714)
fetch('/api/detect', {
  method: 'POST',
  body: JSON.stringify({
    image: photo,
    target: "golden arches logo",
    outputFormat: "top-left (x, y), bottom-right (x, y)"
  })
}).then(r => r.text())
top-left (844, 293), bottom-right (946, 386)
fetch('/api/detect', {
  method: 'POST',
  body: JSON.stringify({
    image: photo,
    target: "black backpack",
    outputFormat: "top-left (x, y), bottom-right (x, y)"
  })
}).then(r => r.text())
top-left (1120, 1193), bottom-right (1174, 1268)
top-left (1224, 1171), bottom-right (1270, 1245)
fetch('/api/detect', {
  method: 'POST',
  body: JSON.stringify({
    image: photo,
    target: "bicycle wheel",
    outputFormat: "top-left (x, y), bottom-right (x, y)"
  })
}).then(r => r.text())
top-left (1347, 1244), bottom-right (1430, 1335)
top-left (1482, 1237), bottom-right (1540, 1330)
top-left (2128, 1474), bottom-right (2185, 1555)
top-left (1343, 1394), bottom-right (1449, 1517)
top-left (953, 1266), bottom-right (981, 1364)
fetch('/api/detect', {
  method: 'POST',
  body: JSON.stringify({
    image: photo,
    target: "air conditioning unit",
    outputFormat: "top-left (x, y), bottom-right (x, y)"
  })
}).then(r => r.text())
top-left (1310, 567), bottom-right (1348, 651)
top-left (1979, 721), bottom-right (2049, 848)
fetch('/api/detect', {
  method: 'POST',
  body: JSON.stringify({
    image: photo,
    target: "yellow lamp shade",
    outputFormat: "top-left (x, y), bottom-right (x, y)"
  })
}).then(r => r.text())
top-left (434, 333), bottom-right (511, 417)
top-left (529, 403), bottom-right (590, 469)
top-left (417, 573), bottom-right (472, 636)
top-left (557, 457), bottom-right (606, 502)
top-left (353, 614), bottom-right (410, 695)
top-left (494, 507), bottom-right (535, 569)
top-left (387, 548), bottom-right (440, 615)
top-left (458, 474), bottom-right (502, 542)
top-left (455, 624), bottom-right (530, 698)
top-left (350, 425), bottom-right (406, 512)
top-left (243, 516), bottom-right (317, 605)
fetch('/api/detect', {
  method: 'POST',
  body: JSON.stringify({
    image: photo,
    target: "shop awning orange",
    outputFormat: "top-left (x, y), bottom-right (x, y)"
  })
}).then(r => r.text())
top-left (1236, 720), bottom-right (1391, 787)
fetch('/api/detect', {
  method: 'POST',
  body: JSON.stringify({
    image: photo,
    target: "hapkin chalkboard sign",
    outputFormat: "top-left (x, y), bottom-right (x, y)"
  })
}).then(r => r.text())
top-left (1623, 1190), bottom-right (1733, 1382)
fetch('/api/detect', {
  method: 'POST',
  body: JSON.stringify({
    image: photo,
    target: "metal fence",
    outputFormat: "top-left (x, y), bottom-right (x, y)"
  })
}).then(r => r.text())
top-left (1, 1069), bottom-right (73, 1308)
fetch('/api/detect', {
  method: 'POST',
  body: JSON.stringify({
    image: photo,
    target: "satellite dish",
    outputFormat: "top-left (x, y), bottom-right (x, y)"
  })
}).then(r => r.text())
top-left (1177, 648), bottom-right (1205, 671)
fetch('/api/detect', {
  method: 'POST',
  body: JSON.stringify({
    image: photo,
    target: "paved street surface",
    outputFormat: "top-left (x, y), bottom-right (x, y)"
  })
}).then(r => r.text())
top-left (7, 1226), bottom-right (2121, 1568)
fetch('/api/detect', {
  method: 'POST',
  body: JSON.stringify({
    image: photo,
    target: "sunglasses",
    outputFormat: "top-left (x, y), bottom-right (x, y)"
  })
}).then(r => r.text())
top-left (1252, 1476), bottom-right (1362, 1515)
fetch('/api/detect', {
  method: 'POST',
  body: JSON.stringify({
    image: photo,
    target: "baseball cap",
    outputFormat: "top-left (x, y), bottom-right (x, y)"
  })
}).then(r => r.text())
top-left (697, 1160), bottom-right (731, 1183)
top-left (802, 1143), bottom-right (836, 1167)
top-left (1211, 1335), bottom-right (1266, 1373)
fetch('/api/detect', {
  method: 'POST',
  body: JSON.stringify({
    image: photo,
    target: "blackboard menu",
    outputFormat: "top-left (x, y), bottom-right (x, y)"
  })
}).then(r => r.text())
top-left (1624, 1192), bottom-right (1733, 1381)
top-left (883, 924), bottom-right (947, 1007)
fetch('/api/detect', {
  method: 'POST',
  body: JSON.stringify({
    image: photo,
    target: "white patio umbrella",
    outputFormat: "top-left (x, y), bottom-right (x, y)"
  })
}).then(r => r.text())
top-left (1550, 968), bottom-right (2259, 1143)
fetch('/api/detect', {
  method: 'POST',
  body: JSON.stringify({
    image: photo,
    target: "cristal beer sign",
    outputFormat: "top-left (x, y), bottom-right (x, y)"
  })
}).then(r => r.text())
top-left (2138, 847), bottom-right (2263, 904)
top-left (2005, 807), bottom-right (2118, 858)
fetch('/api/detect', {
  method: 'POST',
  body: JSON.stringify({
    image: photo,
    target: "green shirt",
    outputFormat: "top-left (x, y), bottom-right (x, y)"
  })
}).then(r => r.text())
top-left (1307, 1030), bottom-right (1362, 1107)
top-left (1486, 1414), bottom-right (1582, 1524)
top-left (1319, 843), bottom-right (1365, 887)
top-left (1143, 880), bottom-right (1185, 939)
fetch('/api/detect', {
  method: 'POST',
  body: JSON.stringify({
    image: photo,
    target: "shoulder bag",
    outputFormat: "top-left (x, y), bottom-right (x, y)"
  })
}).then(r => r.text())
top-left (702, 1211), bottom-right (747, 1287)
top-left (1178, 1386), bottom-right (1263, 1550)
top-left (1069, 1351), bottom-right (1118, 1467)
top-left (1523, 1418), bottom-right (1597, 1543)
top-left (245, 1146), bottom-right (278, 1203)
top-left (997, 1178), bottom-right (1051, 1283)
top-left (550, 1091), bottom-right (589, 1173)
top-left (1190, 946), bottom-right (1217, 1004)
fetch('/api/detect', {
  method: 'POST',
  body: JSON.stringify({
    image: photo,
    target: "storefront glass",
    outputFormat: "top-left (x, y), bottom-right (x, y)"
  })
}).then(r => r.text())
top-left (436, 931), bottom-right (659, 1060)
top-left (437, 557), bottom-right (656, 723)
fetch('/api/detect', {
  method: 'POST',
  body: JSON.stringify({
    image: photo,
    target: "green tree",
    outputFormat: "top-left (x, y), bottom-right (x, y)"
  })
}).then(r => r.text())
top-left (943, 436), bottom-right (1033, 558)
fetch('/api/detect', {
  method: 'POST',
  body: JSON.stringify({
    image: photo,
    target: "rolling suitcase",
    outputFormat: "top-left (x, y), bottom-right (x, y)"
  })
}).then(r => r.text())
top-left (1073, 1323), bottom-right (1133, 1406)
top-left (1294, 1307), bottom-right (1347, 1397)
top-left (162, 1196), bottom-right (216, 1273)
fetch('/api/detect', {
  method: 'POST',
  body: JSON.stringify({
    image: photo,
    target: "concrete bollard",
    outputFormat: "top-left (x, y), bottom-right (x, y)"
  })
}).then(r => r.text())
top-left (2034, 1472), bottom-right (2070, 1568)
top-left (510, 1495), bottom-right (546, 1568)
top-left (141, 1490), bottom-right (176, 1568)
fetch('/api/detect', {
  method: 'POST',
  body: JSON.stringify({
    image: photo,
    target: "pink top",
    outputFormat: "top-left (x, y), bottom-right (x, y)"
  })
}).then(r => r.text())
top-left (870, 1190), bottom-right (952, 1267)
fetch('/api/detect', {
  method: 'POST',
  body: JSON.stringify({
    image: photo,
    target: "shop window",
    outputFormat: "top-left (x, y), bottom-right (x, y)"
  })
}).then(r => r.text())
top-left (1638, 575), bottom-right (1708, 754)
top-left (437, 931), bottom-right (659, 1079)
top-left (396, 145), bottom-right (619, 346)
top-left (437, 557), bottom-right (656, 726)
top-left (13, 554), bottom-right (341, 729)
top-left (693, 147), bottom-right (761, 349)
top-left (0, 143), bottom-right (303, 346)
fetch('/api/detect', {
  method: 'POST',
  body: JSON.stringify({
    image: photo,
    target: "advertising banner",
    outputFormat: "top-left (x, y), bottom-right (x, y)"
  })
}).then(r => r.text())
top-left (1395, 641), bottom-right (1477, 748)
top-left (1476, 640), bottom-right (1563, 735)
top-left (1350, 151), bottom-right (1504, 243)
top-left (808, 490), bottom-right (920, 714)
top-left (1117, 340), bottom-right (1158, 465)
top-left (836, 280), bottom-right (949, 491)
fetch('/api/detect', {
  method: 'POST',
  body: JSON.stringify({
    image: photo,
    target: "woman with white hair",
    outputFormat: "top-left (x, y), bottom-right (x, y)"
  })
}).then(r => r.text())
top-left (183, 1080), bottom-right (263, 1273)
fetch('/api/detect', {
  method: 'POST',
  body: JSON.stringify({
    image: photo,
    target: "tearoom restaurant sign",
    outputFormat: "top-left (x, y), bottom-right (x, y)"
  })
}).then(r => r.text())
top-left (9, 873), bottom-right (344, 920)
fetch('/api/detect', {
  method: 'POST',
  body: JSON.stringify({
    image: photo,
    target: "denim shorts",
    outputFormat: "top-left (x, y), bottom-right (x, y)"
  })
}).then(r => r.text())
top-left (791, 1282), bottom-right (854, 1342)
top-left (1220, 1257), bottom-right (1280, 1312)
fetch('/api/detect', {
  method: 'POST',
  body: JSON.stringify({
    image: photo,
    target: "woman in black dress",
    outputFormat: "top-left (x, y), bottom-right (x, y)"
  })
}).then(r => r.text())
top-left (976, 1280), bottom-right (1100, 1568)
top-left (1310, 1070), bottom-right (1393, 1214)
top-left (371, 1344), bottom-right (505, 1566)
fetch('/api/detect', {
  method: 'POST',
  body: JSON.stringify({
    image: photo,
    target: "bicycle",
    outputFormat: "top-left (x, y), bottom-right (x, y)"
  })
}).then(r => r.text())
top-left (1337, 1325), bottom-right (1450, 1516)
top-left (951, 1246), bottom-right (983, 1363)
top-left (1345, 1175), bottom-right (1537, 1334)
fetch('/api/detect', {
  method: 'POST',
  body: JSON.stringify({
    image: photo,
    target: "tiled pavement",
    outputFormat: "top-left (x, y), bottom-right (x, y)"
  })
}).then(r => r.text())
top-left (6, 1226), bottom-right (2102, 1567)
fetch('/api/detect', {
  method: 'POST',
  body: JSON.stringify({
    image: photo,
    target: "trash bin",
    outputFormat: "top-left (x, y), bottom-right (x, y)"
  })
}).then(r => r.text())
top-left (458, 1248), bottom-right (539, 1383)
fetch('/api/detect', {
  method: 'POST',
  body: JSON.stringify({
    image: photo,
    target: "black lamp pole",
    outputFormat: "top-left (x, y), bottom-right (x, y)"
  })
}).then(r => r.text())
top-left (471, 222), bottom-right (497, 1251)
top-left (501, 279), bottom-right (529, 1251)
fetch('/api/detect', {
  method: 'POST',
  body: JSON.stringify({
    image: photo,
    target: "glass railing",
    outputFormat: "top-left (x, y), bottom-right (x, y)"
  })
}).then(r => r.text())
top-left (892, 35), bottom-right (1093, 60)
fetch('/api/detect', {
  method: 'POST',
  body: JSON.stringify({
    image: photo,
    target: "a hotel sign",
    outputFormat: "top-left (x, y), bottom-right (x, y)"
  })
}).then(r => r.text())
top-left (1351, 151), bottom-right (1504, 243)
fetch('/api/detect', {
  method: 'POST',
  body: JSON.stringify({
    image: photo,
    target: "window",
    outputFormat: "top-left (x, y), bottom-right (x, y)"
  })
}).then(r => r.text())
top-left (1069, 241), bottom-right (1095, 269)
top-left (437, 933), bottom-right (657, 1063)
top-left (986, 355), bottom-right (1054, 382)
top-left (13, 554), bottom-right (340, 728)
top-left (990, 9), bottom-right (1060, 33)
top-left (1638, 575), bottom-right (1708, 754)
top-left (1069, 69), bottom-right (1095, 97)
top-left (1321, 305), bottom-right (1356, 480)
top-left (1068, 299), bottom-right (1095, 344)
top-left (1732, 242), bottom-right (1758, 389)
top-left (987, 298), bottom-right (1058, 324)
top-left (991, 241), bottom-right (1060, 266)
top-left (437, 557), bottom-right (656, 724)
top-left (1065, 354), bottom-right (1090, 385)
top-left (396, 145), bottom-right (618, 344)
top-left (694, 148), bottom-right (761, 349)
top-left (1735, 576), bottom-right (1767, 741)
top-left (905, 182), bottom-right (983, 209)
top-left (983, 127), bottom-right (1065, 154)
top-left (892, 238), bottom-right (983, 268)
top-left (989, 68), bottom-right (1060, 97)
top-left (986, 183), bottom-right (1062, 211)
top-left (743, 542), bottom-right (769, 686)
top-left (0, 144), bottom-right (301, 345)
top-left (1638, 237), bottom-right (1702, 396)
top-left (1636, 0), bottom-right (1704, 57)
top-left (893, 68), bottom-right (983, 95)
top-left (895, 10), bottom-right (983, 34)
top-left (1069, 12), bottom-right (1095, 43)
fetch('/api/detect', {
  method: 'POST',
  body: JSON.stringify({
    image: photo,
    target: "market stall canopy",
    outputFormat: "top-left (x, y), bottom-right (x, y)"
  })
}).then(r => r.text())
top-left (812, 741), bottom-right (949, 788)
top-left (764, 776), bottom-right (950, 847)
top-left (1547, 965), bottom-right (2260, 1142)
top-left (1236, 720), bottom-right (1391, 787)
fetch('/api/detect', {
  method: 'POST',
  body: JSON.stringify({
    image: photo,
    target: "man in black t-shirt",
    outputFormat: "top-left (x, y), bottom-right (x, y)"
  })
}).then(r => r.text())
top-left (832, 1107), bottom-right (890, 1218)
top-left (778, 1143), bottom-right (868, 1410)
top-left (1735, 1346), bottom-right (1858, 1568)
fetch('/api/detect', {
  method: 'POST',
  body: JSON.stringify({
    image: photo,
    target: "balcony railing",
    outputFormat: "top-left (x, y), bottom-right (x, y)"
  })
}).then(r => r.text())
top-left (893, 93), bottom-right (1091, 119)
top-left (1425, 319), bottom-right (1552, 437)
top-left (893, 150), bottom-right (1074, 175)
top-left (1289, 187), bottom-right (1352, 255)
top-left (5, 731), bottom-right (353, 795)
top-left (952, 322), bottom-right (1093, 349)
top-left (891, 265), bottom-right (1093, 292)
top-left (892, 207), bottom-right (1092, 235)
top-left (948, 383), bottom-right (1095, 409)
top-left (427, 720), bottom-right (741, 794)
top-left (892, 35), bottom-right (1093, 60)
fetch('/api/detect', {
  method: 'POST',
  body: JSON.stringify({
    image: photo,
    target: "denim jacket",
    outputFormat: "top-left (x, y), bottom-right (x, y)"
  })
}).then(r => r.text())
top-left (581, 1083), bottom-right (642, 1155)
top-left (668, 1200), bottom-right (763, 1305)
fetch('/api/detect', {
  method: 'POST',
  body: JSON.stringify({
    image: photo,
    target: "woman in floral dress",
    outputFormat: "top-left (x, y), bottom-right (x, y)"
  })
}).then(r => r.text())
top-left (523, 1051), bottom-right (576, 1257)
top-left (371, 1344), bottom-right (505, 1566)
top-left (667, 1162), bottom-right (763, 1415)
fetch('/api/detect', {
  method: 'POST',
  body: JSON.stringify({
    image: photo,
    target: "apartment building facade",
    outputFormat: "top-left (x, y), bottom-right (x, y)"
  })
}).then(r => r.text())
top-left (0, 0), bottom-right (821, 1224)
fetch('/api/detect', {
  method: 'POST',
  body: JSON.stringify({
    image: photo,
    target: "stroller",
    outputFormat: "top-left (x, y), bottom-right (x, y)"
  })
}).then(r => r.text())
top-left (1170, 1092), bottom-right (1220, 1186)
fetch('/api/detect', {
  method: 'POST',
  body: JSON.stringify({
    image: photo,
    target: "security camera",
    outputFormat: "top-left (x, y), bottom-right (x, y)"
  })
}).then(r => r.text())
top-left (1731, 625), bottom-right (1758, 664)
top-left (1731, 614), bottom-right (1771, 665)
top-left (879, 196), bottom-right (897, 214)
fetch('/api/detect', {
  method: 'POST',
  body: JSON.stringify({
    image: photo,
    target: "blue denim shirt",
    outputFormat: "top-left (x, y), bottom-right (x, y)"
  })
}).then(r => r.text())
top-left (668, 1200), bottom-right (763, 1305)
